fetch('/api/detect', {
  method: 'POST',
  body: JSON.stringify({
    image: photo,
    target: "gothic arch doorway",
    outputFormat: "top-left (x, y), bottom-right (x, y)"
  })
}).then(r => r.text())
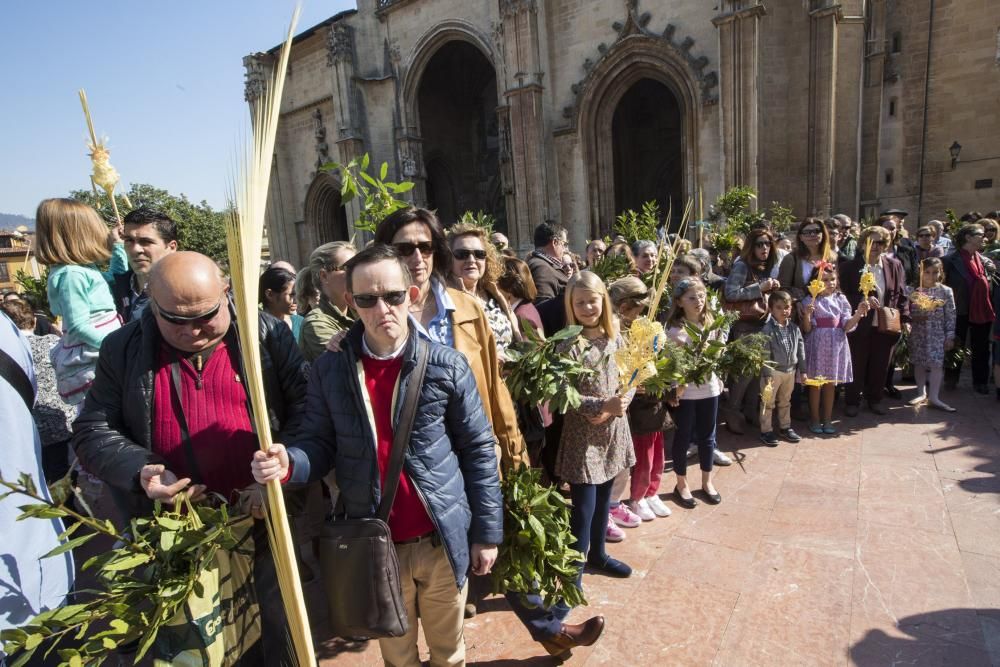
top-left (415, 40), bottom-right (505, 231)
top-left (577, 40), bottom-right (701, 237)
top-left (612, 78), bottom-right (683, 225)
top-left (304, 173), bottom-right (349, 244)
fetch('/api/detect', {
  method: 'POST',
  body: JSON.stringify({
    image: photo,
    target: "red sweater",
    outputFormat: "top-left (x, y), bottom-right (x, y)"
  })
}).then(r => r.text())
top-left (361, 353), bottom-right (435, 542)
top-left (152, 340), bottom-right (257, 498)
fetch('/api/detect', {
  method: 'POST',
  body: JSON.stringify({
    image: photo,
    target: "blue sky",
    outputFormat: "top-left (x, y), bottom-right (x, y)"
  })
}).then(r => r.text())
top-left (0, 1), bottom-right (356, 218)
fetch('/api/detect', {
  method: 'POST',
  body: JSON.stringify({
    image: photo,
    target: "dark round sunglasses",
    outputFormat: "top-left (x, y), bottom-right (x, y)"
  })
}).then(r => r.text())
top-left (453, 248), bottom-right (487, 261)
top-left (352, 291), bottom-right (407, 309)
top-left (394, 241), bottom-right (434, 257)
top-left (152, 297), bottom-right (223, 326)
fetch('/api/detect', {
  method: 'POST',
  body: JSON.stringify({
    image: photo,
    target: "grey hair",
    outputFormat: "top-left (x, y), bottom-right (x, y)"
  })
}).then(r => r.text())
top-left (631, 239), bottom-right (657, 256)
top-left (928, 220), bottom-right (945, 232)
top-left (831, 214), bottom-right (852, 226)
top-left (687, 248), bottom-right (711, 273)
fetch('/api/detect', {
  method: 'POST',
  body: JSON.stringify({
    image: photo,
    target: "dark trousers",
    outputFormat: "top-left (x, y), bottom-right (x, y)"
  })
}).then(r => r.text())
top-left (569, 478), bottom-right (614, 564)
top-left (252, 521), bottom-right (293, 666)
top-left (946, 316), bottom-right (992, 385)
top-left (671, 396), bottom-right (719, 477)
top-left (846, 322), bottom-right (899, 406)
top-left (504, 591), bottom-right (570, 641)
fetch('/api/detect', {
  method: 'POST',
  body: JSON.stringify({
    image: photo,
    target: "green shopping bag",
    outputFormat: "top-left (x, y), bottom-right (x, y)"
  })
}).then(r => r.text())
top-left (152, 516), bottom-right (262, 666)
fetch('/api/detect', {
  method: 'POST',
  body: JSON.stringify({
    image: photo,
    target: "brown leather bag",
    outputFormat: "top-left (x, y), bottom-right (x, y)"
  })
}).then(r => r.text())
top-left (723, 297), bottom-right (768, 322)
top-left (876, 306), bottom-right (901, 334)
top-left (319, 338), bottom-right (428, 639)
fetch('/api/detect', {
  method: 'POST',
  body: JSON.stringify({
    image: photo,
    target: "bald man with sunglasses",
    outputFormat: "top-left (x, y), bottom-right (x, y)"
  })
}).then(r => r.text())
top-left (72, 251), bottom-right (308, 663)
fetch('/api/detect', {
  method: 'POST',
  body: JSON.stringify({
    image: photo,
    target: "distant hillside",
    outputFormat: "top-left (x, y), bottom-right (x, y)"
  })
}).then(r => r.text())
top-left (0, 213), bottom-right (35, 231)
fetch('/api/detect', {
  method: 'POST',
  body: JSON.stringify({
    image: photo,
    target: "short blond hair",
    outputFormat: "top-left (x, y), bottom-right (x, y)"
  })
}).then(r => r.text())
top-left (564, 270), bottom-right (616, 338)
top-left (35, 198), bottom-right (111, 266)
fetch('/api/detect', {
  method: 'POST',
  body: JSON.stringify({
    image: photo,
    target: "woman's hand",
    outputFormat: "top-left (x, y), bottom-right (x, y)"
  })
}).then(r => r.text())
top-left (867, 296), bottom-right (881, 309)
top-left (251, 444), bottom-right (290, 484)
top-left (325, 330), bottom-right (348, 353)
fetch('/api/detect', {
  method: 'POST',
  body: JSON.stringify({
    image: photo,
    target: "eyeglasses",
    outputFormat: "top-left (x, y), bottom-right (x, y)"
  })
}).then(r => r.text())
top-left (453, 248), bottom-right (487, 261)
top-left (393, 241), bottom-right (434, 257)
top-left (153, 297), bottom-right (223, 326)
top-left (917, 233), bottom-right (932, 238)
top-left (352, 291), bottom-right (408, 309)
top-left (870, 240), bottom-right (887, 247)
top-left (753, 241), bottom-right (771, 248)
top-left (800, 228), bottom-right (822, 237)
top-left (969, 231), bottom-right (985, 237)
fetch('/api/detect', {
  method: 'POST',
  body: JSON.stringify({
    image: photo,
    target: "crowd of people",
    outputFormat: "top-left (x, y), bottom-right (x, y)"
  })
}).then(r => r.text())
top-left (1, 197), bottom-right (999, 666)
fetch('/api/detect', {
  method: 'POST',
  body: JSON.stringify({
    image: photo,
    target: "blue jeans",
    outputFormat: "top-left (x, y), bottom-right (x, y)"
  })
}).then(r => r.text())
top-left (504, 591), bottom-right (570, 641)
top-left (671, 395), bottom-right (719, 477)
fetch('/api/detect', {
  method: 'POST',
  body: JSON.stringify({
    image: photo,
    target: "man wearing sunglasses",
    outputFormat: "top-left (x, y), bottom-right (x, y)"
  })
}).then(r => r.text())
top-left (252, 244), bottom-right (504, 666)
top-left (74, 251), bottom-right (308, 664)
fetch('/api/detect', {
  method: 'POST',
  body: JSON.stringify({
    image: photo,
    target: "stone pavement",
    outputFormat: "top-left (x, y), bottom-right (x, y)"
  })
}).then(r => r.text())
top-left (314, 379), bottom-right (1000, 666)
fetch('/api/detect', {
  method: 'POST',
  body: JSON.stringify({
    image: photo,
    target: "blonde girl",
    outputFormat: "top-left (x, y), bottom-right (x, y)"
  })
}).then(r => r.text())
top-left (35, 198), bottom-right (127, 404)
top-left (665, 278), bottom-right (723, 508)
top-left (907, 258), bottom-right (957, 411)
top-left (555, 271), bottom-right (635, 579)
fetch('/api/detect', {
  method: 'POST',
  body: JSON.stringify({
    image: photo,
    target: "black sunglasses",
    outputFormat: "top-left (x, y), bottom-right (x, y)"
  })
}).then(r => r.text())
top-left (394, 241), bottom-right (434, 257)
top-left (753, 241), bottom-right (771, 248)
top-left (800, 228), bottom-right (822, 236)
top-left (352, 291), bottom-right (407, 309)
top-left (453, 248), bottom-right (487, 261)
top-left (153, 297), bottom-right (223, 326)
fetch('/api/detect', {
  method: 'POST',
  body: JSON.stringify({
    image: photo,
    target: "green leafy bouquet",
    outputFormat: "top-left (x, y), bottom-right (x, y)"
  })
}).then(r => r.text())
top-left (504, 324), bottom-right (595, 414)
top-left (491, 466), bottom-right (586, 609)
top-left (0, 473), bottom-right (249, 667)
top-left (323, 153), bottom-right (414, 234)
top-left (588, 253), bottom-right (633, 284)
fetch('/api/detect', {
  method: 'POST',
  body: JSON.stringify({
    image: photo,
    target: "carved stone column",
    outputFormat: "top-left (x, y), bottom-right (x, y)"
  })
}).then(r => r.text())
top-left (713, 1), bottom-right (766, 192)
top-left (499, 0), bottom-right (548, 251)
top-left (326, 23), bottom-right (367, 234)
top-left (806, 2), bottom-right (841, 217)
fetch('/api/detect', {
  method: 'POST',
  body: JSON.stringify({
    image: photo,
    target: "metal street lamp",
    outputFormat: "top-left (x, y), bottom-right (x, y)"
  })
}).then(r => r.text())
top-left (949, 141), bottom-right (962, 169)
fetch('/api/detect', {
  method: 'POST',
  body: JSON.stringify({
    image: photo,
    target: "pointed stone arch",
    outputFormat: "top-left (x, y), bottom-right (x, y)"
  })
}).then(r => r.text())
top-left (304, 172), bottom-right (349, 245)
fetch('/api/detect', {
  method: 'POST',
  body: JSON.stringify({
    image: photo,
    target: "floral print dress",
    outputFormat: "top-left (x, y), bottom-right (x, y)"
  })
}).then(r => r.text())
top-left (555, 335), bottom-right (636, 485)
top-left (907, 284), bottom-right (956, 367)
top-left (801, 293), bottom-right (855, 383)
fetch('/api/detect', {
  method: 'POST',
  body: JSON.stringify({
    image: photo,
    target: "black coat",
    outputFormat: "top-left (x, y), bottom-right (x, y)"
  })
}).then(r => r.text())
top-left (286, 324), bottom-right (503, 588)
top-left (72, 304), bottom-right (308, 519)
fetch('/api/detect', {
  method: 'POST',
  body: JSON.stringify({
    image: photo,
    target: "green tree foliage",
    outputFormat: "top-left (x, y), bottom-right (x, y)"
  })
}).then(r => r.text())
top-left (15, 269), bottom-right (51, 317)
top-left (712, 186), bottom-right (763, 237)
top-left (614, 200), bottom-right (661, 243)
top-left (70, 184), bottom-right (229, 264)
top-left (323, 154), bottom-right (414, 235)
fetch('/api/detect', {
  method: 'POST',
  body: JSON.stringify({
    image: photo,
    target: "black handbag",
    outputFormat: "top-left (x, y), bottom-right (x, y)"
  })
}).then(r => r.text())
top-left (319, 338), bottom-right (428, 639)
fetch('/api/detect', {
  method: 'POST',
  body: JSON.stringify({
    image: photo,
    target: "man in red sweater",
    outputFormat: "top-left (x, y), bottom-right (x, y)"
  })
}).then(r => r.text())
top-left (253, 244), bottom-right (504, 666)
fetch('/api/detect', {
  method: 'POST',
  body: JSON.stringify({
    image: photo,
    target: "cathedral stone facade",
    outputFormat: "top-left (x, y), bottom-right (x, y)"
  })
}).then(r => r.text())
top-left (247, 0), bottom-right (1000, 266)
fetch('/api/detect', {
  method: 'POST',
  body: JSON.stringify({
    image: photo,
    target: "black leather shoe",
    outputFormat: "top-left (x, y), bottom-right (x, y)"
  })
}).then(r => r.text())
top-left (884, 386), bottom-right (902, 399)
top-left (845, 404), bottom-right (859, 417)
top-left (702, 489), bottom-right (722, 505)
top-left (587, 554), bottom-right (632, 578)
top-left (540, 615), bottom-right (606, 657)
top-left (869, 402), bottom-right (888, 415)
top-left (673, 488), bottom-right (698, 509)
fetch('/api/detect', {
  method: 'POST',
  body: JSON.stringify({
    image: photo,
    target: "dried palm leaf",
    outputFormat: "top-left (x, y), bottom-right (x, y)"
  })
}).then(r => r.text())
top-left (78, 89), bottom-right (131, 222)
top-left (225, 6), bottom-right (314, 667)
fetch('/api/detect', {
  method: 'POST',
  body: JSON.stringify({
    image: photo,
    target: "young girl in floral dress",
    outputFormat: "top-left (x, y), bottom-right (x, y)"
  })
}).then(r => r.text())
top-left (800, 265), bottom-right (869, 434)
top-left (555, 271), bottom-right (635, 579)
top-left (907, 258), bottom-right (957, 411)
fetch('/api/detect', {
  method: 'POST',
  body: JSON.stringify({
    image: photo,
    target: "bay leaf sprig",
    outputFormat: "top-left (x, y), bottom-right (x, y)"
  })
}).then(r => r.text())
top-left (503, 324), bottom-right (595, 414)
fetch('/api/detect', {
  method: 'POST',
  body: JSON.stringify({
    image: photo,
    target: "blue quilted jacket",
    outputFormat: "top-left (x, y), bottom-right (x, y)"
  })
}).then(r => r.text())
top-left (286, 323), bottom-right (503, 587)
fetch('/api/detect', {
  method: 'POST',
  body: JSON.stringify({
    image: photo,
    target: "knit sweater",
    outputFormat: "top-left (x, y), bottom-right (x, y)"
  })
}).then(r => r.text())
top-left (151, 339), bottom-right (257, 497)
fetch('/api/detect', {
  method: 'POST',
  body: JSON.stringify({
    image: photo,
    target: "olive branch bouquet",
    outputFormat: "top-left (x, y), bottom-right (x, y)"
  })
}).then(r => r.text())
top-left (0, 473), bottom-right (247, 667)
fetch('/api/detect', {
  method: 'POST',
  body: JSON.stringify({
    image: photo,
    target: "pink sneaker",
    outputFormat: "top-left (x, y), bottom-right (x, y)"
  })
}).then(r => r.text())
top-left (609, 503), bottom-right (641, 528)
top-left (606, 517), bottom-right (625, 542)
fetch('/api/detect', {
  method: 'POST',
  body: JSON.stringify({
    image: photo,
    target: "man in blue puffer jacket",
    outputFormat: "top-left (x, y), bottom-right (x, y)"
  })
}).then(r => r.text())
top-left (252, 244), bottom-right (502, 667)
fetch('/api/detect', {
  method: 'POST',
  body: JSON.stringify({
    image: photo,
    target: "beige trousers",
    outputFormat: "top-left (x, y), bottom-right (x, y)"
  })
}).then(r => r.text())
top-left (378, 537), bottom-right (469, 667)
top-left (760, 368), bottom-right (796, 432)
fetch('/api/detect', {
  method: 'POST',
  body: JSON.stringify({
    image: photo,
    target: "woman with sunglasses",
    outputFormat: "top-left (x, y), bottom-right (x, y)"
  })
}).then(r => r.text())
top-left (447, 223), bottom-right (520, 357)
top-left (914, 226), bottom-right (944, 264)
top-left (777, 217), bottom-right (838, 300)
top-left (839, 226), bottom-right (911, 416)
top-left (943, 223), bottom-right (997, 393)
top-left (722, 229), bottom-right (781, 433)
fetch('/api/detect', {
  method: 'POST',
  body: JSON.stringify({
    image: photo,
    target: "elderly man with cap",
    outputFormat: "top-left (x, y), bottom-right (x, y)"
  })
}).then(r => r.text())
top-left (73, 251), bottom-right (308, 663)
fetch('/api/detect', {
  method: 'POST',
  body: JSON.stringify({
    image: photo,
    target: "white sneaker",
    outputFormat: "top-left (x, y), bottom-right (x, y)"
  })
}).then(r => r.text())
top-left (686, 444), bottom-right (697, 459)
top-left (629, 498), bottom-right (656, 522)
top-left (713, 450), bottom-right (733, 466)
top-left (645, 494), bottom-right (672, 517)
